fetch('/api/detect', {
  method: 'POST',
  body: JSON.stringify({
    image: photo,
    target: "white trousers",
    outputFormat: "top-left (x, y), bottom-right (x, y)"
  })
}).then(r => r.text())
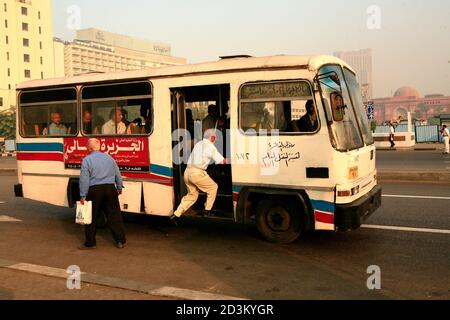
top-left (444, 136), bottom-right (449, 154)
top-left (174, 167), bottom-right (218, 217)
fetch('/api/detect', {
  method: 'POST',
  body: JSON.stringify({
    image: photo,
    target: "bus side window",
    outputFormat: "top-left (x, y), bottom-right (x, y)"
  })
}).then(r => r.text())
top-left (19, 88), bottom-right (77, 137)
top-left (240, 81), bottom-right (316, 134)
top-left (81, 82), bottom-right (153, 136)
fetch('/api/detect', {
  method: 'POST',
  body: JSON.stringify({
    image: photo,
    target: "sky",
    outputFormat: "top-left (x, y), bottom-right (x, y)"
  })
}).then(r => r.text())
top-left (52, 0), bottom-right (450, 98)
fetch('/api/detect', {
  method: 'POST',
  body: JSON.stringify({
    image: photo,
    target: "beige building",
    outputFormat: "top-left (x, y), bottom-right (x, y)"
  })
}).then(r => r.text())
top-left (334, 48), bottom-right (373, 101)
top-left (0, 0), bottom-right (55, 110)
top-left (60, 28), bottom-right (187, 77)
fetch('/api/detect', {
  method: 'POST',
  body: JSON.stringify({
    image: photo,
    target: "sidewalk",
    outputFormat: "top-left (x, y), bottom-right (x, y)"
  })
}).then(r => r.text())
top-left (376, 143), bottom-right (445, 152)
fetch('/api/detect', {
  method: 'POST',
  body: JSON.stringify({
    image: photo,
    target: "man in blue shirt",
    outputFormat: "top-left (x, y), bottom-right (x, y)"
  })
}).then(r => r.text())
top-left (79, 138), bottom-right (126, 249)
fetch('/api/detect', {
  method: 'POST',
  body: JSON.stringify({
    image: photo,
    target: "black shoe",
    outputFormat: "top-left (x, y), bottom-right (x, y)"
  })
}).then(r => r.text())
top-left (78, 244), bottom-right (97, 250)
top-left (202, 210), bottom-right (212, 218)
top-left (115, 242), bottom-right (126, 249)
top-left (170, 214), bottom-right (180, 226)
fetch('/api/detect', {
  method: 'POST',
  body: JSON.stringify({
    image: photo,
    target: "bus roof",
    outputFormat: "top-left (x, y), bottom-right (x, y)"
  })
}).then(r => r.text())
top-left (17, 54), bottom-right (353, 90)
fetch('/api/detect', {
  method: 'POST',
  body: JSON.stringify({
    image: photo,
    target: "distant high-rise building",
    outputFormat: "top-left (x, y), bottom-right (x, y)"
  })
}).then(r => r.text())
top-left (58, 28), bottom-right (187, 77)
top-left (0, 0), bottom-right (55, 110)
top-left (334, 49), bottom-right (373, 101)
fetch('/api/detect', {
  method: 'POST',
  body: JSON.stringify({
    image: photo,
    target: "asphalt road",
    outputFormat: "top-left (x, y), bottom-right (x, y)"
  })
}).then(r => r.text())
top-left (0, 174), bottom-right (449, 300)
top-left (377, 149), bottom-right (450, 172)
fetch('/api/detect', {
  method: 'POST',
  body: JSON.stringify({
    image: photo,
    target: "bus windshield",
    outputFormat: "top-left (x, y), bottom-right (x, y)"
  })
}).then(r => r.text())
top-left (317, 65), bottom-right (364, 151)
top-left (343, 68), bottom-right (374, 146)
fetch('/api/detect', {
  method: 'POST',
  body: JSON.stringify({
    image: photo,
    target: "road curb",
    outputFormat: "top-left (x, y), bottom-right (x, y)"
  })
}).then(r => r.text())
top-left (0, 258), bottom-right (246, 300)
top-left (378, 171), bottom-right (450, 184)
top-left (0, 168), bottom-right (17, 175)
top-left (0, 153), bottom-right (16, 157)
top-left (377, 148), bottom-right (441, 152)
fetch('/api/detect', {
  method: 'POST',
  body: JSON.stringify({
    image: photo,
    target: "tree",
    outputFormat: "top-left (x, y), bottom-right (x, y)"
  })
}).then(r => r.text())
top-left (415, 103), bottom-right (429, 120)
top-left (0, 108), bottom-right (16, 140)
top-left (370, 121), bottom-right (377, 133)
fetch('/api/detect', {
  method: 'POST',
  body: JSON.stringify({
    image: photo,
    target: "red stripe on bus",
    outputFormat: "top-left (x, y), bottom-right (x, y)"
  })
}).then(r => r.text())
top-left (122, 172), bottom-right (174, 186)
top-left (315, 210), bottom-right (335, 224)
top-left (17, 152), bottom-right (64, 162)
top-left (16, 153), bottom-right (173, 185)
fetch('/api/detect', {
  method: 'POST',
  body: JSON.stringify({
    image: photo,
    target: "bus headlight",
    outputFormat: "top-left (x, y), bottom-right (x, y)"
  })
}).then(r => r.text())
top-left (337, 186), bottom-right (360, 197)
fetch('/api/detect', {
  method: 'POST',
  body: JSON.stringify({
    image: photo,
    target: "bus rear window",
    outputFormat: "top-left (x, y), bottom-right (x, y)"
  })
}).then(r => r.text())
top-left (81, 82), bottom-right (153, 136)
top-left (19, 88), bottom-right (78, 137)
top-left (239, 81), bottom-right (318, 134)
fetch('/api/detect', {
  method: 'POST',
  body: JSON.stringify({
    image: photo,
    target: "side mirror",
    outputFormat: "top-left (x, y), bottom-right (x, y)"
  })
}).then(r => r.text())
top-left (330, 92), bottom-right (345, 122)
top-left (330, 74), bottom-right (341, 86)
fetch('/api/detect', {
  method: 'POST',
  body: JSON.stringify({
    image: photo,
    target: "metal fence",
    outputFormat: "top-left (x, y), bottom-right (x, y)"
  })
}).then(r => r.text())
top-left (415, 125), bottom-right (441, 143)
top-left (375, 125), bottom-right (442, 143)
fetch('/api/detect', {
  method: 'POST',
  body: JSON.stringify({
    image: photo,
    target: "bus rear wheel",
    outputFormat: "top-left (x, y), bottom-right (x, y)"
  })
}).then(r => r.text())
top-left (256, 199), bottom-right (301, 244)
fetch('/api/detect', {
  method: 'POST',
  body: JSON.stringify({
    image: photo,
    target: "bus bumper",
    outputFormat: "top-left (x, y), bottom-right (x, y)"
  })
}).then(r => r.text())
top-left (335, 185), bottom-right (382, 231)
top-left (14, 184), bottom-right (23, 198)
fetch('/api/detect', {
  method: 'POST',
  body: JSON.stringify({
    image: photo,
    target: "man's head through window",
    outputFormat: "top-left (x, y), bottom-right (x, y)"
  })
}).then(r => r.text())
top-left (305, 100), bottom-right (315, 116)
top-left (51, 112), bottom-right (62, 126)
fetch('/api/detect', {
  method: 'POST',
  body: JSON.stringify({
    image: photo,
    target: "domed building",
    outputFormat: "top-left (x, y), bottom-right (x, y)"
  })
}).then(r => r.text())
top-left (372, 86), bottom-right (450, 123)
top-left (393, 87), bottom-right (421, 99)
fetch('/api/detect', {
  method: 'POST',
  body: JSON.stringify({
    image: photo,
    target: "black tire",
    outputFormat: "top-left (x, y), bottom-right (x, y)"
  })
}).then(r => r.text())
top-left (256, 199), bottom-right (302, 244)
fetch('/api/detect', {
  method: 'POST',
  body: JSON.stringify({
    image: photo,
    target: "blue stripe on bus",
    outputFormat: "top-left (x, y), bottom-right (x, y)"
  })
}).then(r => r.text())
top-left (311, 200), bottom-right (335, 214)
top-left (232, 185), bottom-right (242, 193)
top-left (151, 164), bottom-right (173, 178)
top-left (17, 143), bottom-right (64, 153)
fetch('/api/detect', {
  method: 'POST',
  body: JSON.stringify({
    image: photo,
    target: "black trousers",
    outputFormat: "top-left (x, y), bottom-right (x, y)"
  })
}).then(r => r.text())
top-left (389, 134), bottom-right (396, 147)
top-left (84, 184), bottom-right (126, 247)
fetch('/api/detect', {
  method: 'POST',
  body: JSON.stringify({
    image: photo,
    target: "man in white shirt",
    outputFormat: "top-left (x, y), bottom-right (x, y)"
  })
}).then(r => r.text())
top-left (389, 122), bottom-right (396, 148)
top-left (442, 125), bottom-right (449, 154)
top-left (102, 108), bottom-right (127, 135)
top-left (170, 129), bottom-right (228, 224)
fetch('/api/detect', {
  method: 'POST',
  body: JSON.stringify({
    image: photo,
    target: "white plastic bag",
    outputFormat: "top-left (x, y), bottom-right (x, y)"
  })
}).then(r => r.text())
top-left (75, 201), bottom-right (92, 225)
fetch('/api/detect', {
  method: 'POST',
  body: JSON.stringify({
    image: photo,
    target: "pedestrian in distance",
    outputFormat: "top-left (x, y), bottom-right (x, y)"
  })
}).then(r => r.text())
top-left (441, 125), bottom-right (449, 154)
top-left (79, 138), bottom-right (127, 250)
top-left (389, 121), bottom-right (396, 148)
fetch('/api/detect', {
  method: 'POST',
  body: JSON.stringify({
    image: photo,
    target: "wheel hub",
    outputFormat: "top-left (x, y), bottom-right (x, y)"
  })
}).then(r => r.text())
top-left (266, 206), bottom-right (291, 232)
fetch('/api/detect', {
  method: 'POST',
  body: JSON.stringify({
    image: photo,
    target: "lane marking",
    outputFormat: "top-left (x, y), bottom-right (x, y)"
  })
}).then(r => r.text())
top-left (0, 259), bottom-right (246, 300)
top-left (383, 194), bottom-right (450, 200)
top-left (362, 224), bottom-right (450, 235)
top-left (0, 216), bottom-right (22, 222)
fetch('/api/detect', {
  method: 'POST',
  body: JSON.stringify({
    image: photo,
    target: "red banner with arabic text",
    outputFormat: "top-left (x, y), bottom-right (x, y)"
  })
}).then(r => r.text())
top-left (64, 137), bottom-right (150, 172)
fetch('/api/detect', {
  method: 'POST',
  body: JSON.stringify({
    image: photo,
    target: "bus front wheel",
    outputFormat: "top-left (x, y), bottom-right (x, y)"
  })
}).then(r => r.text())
top-left (256, 199), bottom-right (301, 244)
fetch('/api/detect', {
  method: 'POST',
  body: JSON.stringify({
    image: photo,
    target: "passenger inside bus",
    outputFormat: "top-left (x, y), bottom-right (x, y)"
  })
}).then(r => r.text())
top-left (186, 109), bottom-right (195, 137)
top-left (82, 110), bottom-right (100, 135)
top-left (292, 100), bottom-right (318, 132)
top-left (121, 109), bottom-right (131, 128)
top-left (202, 104), bottom-right (219, 133)
top-left (126, 118), bottom-right (144, 134)
top-left (43, 112), bottom-right (69, 136)
top-left (102, 108), bottom-right (127, 135)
